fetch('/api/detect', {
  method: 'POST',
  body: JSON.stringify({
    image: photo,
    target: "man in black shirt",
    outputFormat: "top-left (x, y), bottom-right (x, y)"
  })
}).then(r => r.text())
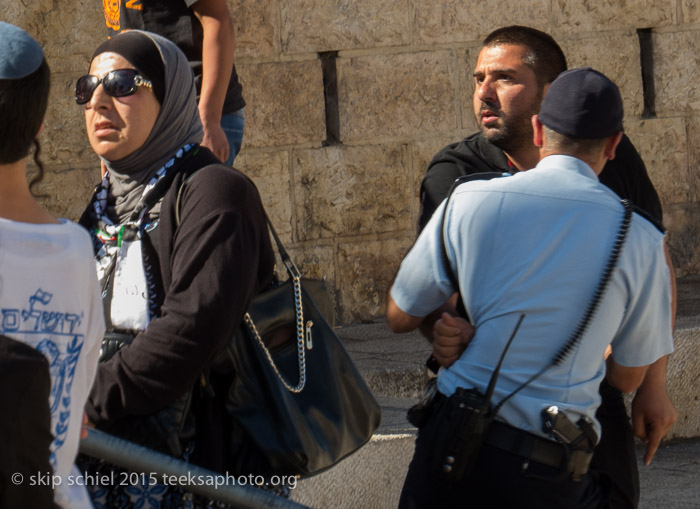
top-left (102, 0), bottom-right (245, 165)
top-left (419, 26), bottom-right (677, 508)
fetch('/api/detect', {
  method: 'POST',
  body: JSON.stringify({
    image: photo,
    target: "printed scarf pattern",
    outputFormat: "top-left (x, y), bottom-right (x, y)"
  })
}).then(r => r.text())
top-left (91, 144), bottom-right (194, 332)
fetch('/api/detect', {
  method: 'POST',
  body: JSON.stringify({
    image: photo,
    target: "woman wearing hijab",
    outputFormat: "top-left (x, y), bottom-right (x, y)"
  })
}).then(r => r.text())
top-left (76, 30), bottom-right (274, 507)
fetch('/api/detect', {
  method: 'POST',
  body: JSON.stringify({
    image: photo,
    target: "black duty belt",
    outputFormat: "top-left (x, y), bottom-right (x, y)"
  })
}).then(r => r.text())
top-left (485, 420), bottom-right (568, 471)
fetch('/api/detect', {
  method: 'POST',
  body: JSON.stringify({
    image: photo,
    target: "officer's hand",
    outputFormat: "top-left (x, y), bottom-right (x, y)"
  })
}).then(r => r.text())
top-left (631, 380), bottom-right (678, 465)
top-left (200, 121), bottom-right (230, 164)
top-left (432, 313), bottom-right (474, 368)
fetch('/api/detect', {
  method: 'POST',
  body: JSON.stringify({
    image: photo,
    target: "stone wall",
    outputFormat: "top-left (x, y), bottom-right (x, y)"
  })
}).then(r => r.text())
top-left (4, 1), bottom-right (700, 324)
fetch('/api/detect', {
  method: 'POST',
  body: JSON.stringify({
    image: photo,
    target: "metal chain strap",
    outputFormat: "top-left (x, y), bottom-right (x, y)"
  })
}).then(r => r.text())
top-left (243, 274), bottom-right (307, 393)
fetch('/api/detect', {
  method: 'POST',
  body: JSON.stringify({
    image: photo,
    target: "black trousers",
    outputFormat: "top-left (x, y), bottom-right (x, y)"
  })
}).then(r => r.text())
top-left (399, 395), bottom-right (608, 509)
top-left (591, 380), bottom-right (639, 509)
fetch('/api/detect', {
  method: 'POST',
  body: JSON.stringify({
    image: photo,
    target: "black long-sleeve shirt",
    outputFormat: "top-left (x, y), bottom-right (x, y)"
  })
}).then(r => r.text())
top-left (419, 132), bottom-right (663, 231)
top-left (83, 150), bottom-right (274, 469)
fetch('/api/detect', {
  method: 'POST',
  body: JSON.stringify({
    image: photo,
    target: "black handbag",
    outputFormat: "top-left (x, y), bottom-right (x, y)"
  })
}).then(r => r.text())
top-left (223, 218), bottom-right (382, 477)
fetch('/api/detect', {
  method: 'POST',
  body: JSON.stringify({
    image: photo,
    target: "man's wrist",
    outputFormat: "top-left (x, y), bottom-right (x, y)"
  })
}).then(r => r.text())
top-left (638, 355), bottom-right (668, 392)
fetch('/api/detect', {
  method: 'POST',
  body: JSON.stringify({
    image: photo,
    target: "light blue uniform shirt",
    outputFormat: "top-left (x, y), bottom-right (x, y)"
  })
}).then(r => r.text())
top-left (392, 155), bottom-right (674, 440)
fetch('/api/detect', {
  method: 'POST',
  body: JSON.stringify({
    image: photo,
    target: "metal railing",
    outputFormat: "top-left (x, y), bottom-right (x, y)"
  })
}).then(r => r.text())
top-left (79, 428), bottom-right (309, 509)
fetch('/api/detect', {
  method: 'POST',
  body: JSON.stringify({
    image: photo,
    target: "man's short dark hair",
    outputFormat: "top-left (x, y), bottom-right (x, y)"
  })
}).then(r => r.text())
top-left (483, 26), bottom-right (567, 86)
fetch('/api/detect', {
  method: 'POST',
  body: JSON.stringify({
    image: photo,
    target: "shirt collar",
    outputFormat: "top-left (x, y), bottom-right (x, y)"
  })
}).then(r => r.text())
top-left (534, 154), bottom-right (599, 182)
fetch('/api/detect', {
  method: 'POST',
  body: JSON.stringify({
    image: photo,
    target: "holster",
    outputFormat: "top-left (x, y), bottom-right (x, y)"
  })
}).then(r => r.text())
top-left (568, 449), bottom-right (594, 482)
top-left (407, 377), bottom-right (439, 428)
top-left (541, 405), bottom-right (597, 482)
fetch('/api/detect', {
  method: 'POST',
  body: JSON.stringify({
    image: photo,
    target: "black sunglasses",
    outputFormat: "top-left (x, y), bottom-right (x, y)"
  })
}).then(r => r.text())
top-left (75, 68), bottom-right (153, 105)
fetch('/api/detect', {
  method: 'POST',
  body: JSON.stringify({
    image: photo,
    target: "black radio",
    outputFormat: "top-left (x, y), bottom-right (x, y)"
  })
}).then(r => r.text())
top-left (437, 386), bottom-right (494, 482)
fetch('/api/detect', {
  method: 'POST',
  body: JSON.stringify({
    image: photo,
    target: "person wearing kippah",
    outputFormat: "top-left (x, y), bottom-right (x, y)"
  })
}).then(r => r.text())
top-left (0, 21), bottom-right (105, 508)
top-left (387, 67), bottom-right (674, 508)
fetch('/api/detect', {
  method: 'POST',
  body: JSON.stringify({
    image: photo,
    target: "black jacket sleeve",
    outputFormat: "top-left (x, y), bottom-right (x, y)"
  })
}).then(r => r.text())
top-left (86, 166), bottom-right (274, 425)
top-left (599, 134), bottom-right (663, 224)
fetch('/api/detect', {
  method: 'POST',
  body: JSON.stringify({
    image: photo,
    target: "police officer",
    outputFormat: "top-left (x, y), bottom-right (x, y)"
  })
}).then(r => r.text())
top-left (419, 26), bottom-right (677, 509)
top-left (387, 68), bottom-right (674, 508)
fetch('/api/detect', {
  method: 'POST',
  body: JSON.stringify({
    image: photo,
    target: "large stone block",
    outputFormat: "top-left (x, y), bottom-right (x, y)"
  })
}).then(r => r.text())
top-left (459, 47), bottom-right (482, 135)
top-left (685, 116), bottom-right (700, 203)
top-left (9, 0), bottom-right (105, 73)
top-left (229, 0), bottom-right (279, 59)
top-left (666, 326), bottom-right (700, 439)
top-left (280, 0), bottom-right (409, 53)
top-left (336, 236), bottom-right (414, 323)
top-left (285, 244), bottom-right (338, 322)
top-left (562, 34), bottom-right (643, 117)
top-left (338, 51), bottom-right (458, 141)
top-left (237, 60), bottom-right (326, 148)
top-left (664, 204), bottom-right (700, 277)
top-left (43, 73), bottom-right (100, 168)
top-left (413, 0), bottom-right (549, 45)
top-left (34, 166), bottom-right (99, 221)
top-left (653, 31), bottom-right (700, 114)
top-left (624, 118), bottom-right (690, 206)
top-left (292, 145), bottom-right (412, 241)
top-left (681, 0), bottom-right (700, 24)
top-left (286, 244), bottom-right (336, 282)
top-left (412, 136), bottom-right (469, 197)
top-left (553, 0), bottom-right (674, 33)
top-left (234, 150), bottom-right (294, 242)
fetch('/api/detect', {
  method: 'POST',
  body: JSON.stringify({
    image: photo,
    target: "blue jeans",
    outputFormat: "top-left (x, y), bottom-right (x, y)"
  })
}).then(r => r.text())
top-left (221, 107), bottom-right (245, 166)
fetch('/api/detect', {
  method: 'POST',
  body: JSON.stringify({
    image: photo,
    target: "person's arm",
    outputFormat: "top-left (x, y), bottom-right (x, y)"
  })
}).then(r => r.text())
top-left (601, 137), bottom-right (677, 465)
top-left (629, 240), bottom-right (678, 465)
top-left (388, 293), bottom-right (474, 368)
top-left (191, 0), bottom-right (235, 163)
top-left (605, 356), bottom-right (649, 394)
top-left (86, 169), bottom-right (270, 425)
top-left (431, 312), bottom-right (474, 367)
top-left (386, 294), bottom-right (424, 333)
top-left (387, 199), bottom-right (457, 336)
top-left (599, 134), bottom-right (663, 222)
top-left (632, 355), bottom-right (678, 465)
top-left (607, 231), bottom-right (675, 465)
top-left (418, 294), bottom-right (457, 339)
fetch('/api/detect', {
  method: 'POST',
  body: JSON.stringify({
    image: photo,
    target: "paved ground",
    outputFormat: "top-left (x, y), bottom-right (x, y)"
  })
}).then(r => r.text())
top-left (637, 439), bottom-right (700, 508)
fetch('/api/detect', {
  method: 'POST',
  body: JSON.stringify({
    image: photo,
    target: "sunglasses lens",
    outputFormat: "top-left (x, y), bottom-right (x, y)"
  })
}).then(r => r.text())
top-left (104, 70), bottom-right (137, 98)
top-left (75, 75), bottom-right (99, 105)
top-left (75, 70), bottom-right (143, 105)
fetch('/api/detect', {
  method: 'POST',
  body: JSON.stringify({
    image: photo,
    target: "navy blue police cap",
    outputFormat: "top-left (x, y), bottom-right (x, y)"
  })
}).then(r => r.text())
top-left (538, 67), bottom-right (623, 139)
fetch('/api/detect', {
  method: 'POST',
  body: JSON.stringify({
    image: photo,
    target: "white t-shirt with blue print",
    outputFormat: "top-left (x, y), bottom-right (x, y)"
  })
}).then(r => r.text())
top-left (0, 218), bottom-right (105, 508)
